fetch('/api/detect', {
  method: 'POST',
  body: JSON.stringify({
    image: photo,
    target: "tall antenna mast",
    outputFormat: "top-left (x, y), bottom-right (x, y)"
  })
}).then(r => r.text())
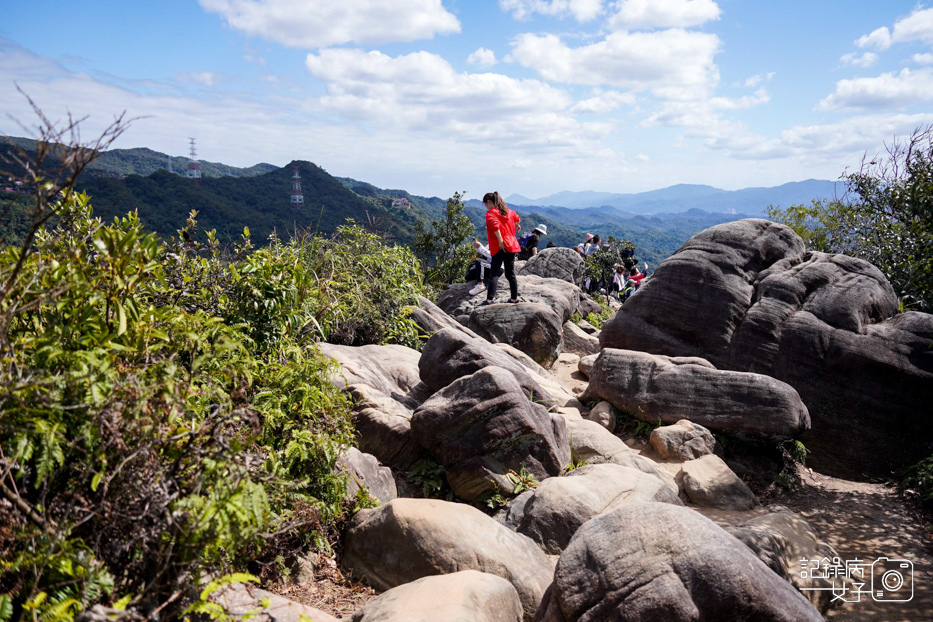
top-left (187, 138), bottom-right (201, 181)
top-left (290, 166), bottom-right (304, 207)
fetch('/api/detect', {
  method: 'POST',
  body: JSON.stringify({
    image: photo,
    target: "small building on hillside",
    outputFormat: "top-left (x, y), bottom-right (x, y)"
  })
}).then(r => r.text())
top-left (391, 197), bottom-right (411, 209)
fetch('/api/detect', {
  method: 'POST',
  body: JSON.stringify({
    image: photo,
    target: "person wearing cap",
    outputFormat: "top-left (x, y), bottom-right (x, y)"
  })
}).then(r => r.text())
top-left (583, 234), bottom-right (601, 257)
top-left (518, 224), bottom-right (547, 260)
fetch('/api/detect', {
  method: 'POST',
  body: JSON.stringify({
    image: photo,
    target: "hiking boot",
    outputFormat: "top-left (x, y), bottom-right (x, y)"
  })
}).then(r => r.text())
top-left (469, 282), bottom-right (486, 296)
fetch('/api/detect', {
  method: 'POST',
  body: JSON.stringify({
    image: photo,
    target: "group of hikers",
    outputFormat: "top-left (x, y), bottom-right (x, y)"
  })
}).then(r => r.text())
top-left (465, 192), bottom-right (648, 304)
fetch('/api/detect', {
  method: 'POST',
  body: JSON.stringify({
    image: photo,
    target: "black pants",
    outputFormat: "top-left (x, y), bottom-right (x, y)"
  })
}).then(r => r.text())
top-left (488, 250), bottom-right (518, 300)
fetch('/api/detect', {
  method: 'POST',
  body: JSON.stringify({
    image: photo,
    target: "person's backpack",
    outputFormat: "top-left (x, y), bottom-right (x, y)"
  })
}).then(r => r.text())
top-left (517, 232), bottom-right (534, 250)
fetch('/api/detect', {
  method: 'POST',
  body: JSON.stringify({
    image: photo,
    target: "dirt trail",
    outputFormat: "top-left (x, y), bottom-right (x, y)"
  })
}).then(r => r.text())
top-left (776, 469), bottom-right (933, 621)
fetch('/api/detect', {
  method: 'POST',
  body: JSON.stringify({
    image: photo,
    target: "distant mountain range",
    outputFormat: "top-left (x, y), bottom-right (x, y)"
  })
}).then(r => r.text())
top-left (505, 180), bottom-right (841, 216)
top-left (0, 136), bottom-right (839, 267)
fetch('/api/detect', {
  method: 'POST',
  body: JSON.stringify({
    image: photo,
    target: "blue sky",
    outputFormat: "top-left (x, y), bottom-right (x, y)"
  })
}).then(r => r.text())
top-left (3, 1), bottom-right (933, 199)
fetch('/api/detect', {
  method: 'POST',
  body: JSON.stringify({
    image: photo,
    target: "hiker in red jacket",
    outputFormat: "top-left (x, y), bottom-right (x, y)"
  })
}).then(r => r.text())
top-left (482, 191), bottom-right (521, 305)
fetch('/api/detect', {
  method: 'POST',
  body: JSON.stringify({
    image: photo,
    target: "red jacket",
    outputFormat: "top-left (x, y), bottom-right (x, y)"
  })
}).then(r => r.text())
top-left (486, 208), bottom-right (521, 255)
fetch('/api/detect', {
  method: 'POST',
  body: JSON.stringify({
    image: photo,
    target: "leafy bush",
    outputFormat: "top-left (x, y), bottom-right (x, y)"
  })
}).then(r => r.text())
top-left (768, 126), bottom-right (933, 312)
top-left (0, 193), bottom-right (425, 622)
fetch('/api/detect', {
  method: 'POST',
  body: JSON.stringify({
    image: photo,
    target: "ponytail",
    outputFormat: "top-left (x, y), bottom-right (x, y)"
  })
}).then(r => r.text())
top-left (483, 191), bottom-right (508, 216)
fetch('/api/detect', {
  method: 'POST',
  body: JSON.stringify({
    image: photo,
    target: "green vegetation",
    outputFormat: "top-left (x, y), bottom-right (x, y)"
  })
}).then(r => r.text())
top-left (0, 110), bottom-right (427, 622)
top-left (901, 455), bottom-right (933, 508)
top-left (768, 126), bottom-right (933, 313)
top-left (412, 191), bottom-right (476, 290)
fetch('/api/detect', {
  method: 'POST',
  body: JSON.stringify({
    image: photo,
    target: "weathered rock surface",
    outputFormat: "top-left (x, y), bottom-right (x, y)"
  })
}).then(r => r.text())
top-left (580, 348), bottom-right (810, 440)
top-left (343, 498), bottom-right (553, 622)
top-left (576, 319), bottom-right (599, 335)
top-left (411, 366), bottom-right (569, 501)
top-left (598, 218), bottom-right (933, 477)
top-left (405, 295), bottom-right (483, 340)
top-left (319, 343), bottom-right (429, 408)
top-left (518, 247), bottom-right (585, 284)
top-left (497, 464), bottom-right (682, 554)
top-left (562, 418), bottom-right (674, 489)
top-left (216, 584), bottom-right (340, 622)
top-left (348, 384), bottom-right (425, 471)
top-left (418, 328), bottom-right (553, 404)
top-left (560, 321), bottom-right (600, 357)
top-left (678, 454), bottom-right (759, 510)
top-left (725, 506), bottom-right (850, 614)
top-left (351, 570), bottom-right (524, 622)
top-left (650, 419), bottom-right (721, 461)
top-left (586, 400), bottom-right (618, 433)
top-left (336, 447), bottom-right (397, 506)
top-left (470, 302), bottom-right (563, 366)
top-left (576, 354), bottom-right (597, 378)
top-left (534, 502), bottom-right (822, 622)
top-left (439, 275), bottom-right (580, 326)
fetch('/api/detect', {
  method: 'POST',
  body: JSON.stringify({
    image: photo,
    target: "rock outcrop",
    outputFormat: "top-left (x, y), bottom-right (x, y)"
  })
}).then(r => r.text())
top-left (497, 464), bottom-right (682, 554)
top-left (336, 447), bottom-right (397, 506)
top-left (351, 570), bottom-right (523, 622)
top-left (534, 502), bottom-right (823, 622)
top-left (418, 328), bottom-right (553, 404)
top-left (598, 218), bottom-right (933, 477)
top-left (319, 343), bottom-right (429, 408)
top-left (411, 367), bottom-right (570, 502)
top-left (650, 419), bottom-right (722, 461)
top-left (518, 247), bottom-right (585, 284)
top-left (348, 384), bottom-right (425, 471)
top-left (580, 348), bottom-right (810, 440)
top-left (343, 499), bottom-right (553, 622)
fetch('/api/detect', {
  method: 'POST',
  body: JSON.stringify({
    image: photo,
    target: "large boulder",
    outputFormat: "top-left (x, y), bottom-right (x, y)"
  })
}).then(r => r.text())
top-left (342, 498), bottom-right (554, 622)
top-left (351, 570), bottom-right (523, 622)
top-left (411, 367), bottom-right (570, 502)
top-left (560, 321), bottom-right (600, 357)
top-left (534, 502), bottom-right (823, 622)
top-left (348, 384), bottom-right (426, 472)
top-left (215, 584), bottom-right (340, 622)
top-left (336, 447), bottom-right (397, 506)
top-left (519, 247), bottom-right (585, 284)
top-left (470, 302), bottom-right (564, 366)
top-left (580, 348), bottom-right (810, 440)
top-left (497, 463), bottom-right (682, 554)
top-left (439, 275), bottom-right (581, 326)
top-left (677, 454), bottom-right (760, 510)
top-left (599, 218), bottom-right (933, 477)
top-left (319, 343), bottom-right (429, 408)
top-left (418, 328), bottom-right (553, 404)
top-left (405, 295), bottom-right (483, 340)
top-left (650, 419), bottom-right (722, 461)
top-left (725, 506), bottom-right (851, 614)
top-left (562, 418), bottom-right (674, 488)
top-left (519, 247), bottom-right (583, 285)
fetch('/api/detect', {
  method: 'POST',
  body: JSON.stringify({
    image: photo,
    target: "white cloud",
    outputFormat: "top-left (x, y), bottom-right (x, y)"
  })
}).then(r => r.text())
top-left (568, 90), bottom-right (636, 113)
top-left (608, 0), bottom-right (720, 30)
top-left (743, 72), bottom-right (774, 88)
top-left (819, 68), bottom-right (933, 111)
top-left (856, 27), bottom-right (892, 51)
top-left (499, 0), bottom-right (603, 22)
top-left (468, 47), bottom-right (497, 68)
top-left (856, 7), bottom-right (933, 50)
top-left (198, 0), bottom-right (460, 48)
top-left (914, 52), bottom-right (933, 65)
top-left (176, 71), bottom-right (221, 87)
top-left (509, 30), bottom-right (720, 98)
top-left (840, 52), bottom-right (878, 68)
top-left (304, 48), bottom-right (614, 151)
top-left (780, 113), bottom-right (933, 157)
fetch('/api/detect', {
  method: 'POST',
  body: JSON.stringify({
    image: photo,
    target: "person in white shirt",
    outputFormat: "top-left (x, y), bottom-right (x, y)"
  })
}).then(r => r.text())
top-left (468, 238), bottom-right (493, 295)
